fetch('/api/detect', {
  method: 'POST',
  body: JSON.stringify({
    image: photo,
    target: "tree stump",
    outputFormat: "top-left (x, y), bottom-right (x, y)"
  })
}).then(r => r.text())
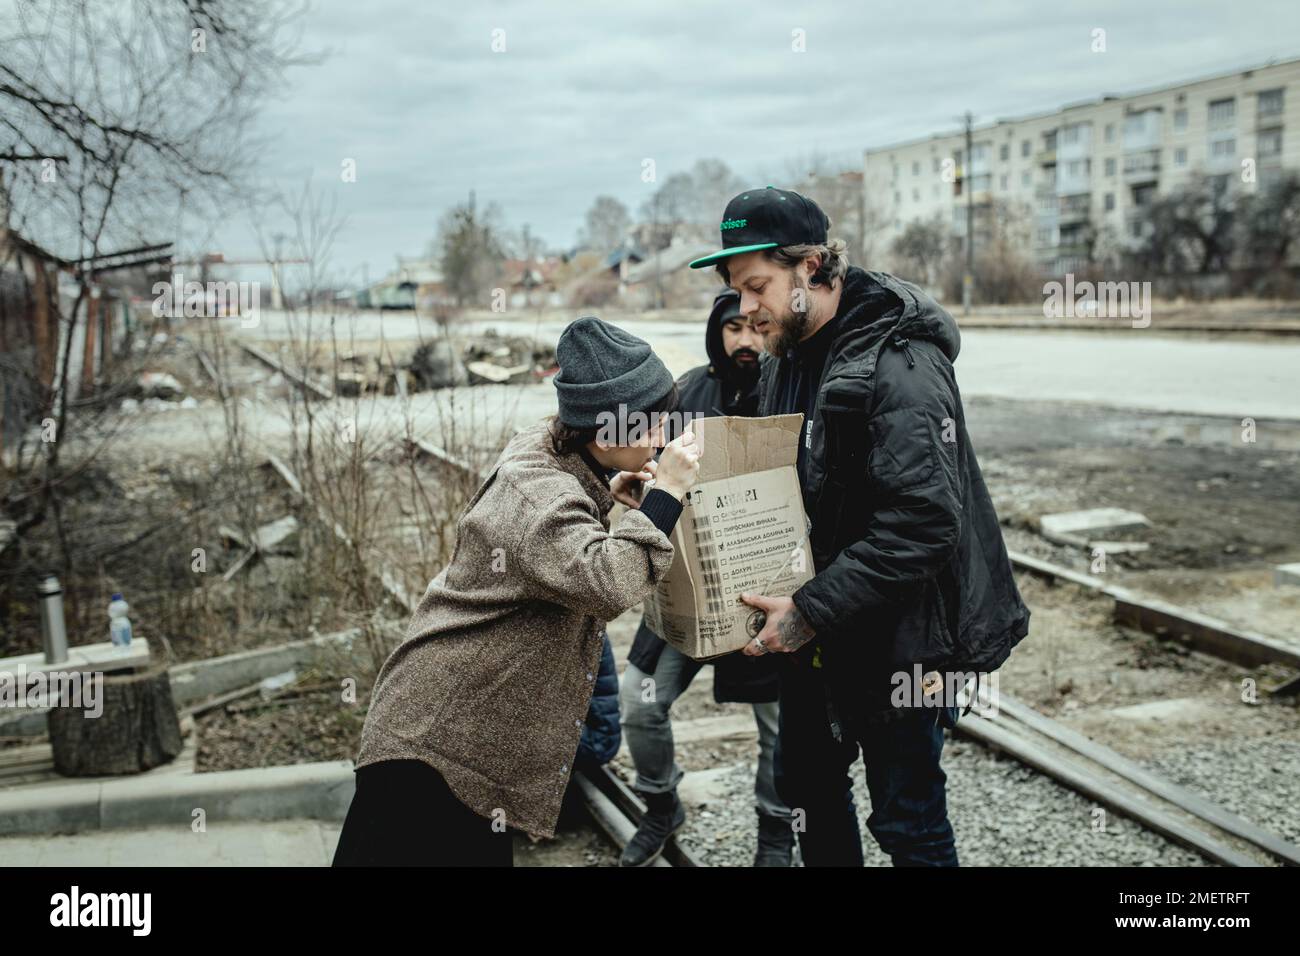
top-left (47, 664), bottom-right (183, 776)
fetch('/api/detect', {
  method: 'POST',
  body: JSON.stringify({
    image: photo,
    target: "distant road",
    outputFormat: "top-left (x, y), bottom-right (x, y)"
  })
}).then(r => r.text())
top-left (235, 312), bottom-right (1300, 421)
top-left (949, 329), bottom-right (1300, 421)
top-left (610, 322), bottom-right (1300, 422)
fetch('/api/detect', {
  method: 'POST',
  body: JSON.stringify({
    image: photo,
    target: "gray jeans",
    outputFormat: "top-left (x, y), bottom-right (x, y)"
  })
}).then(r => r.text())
top-left (619, 643), bottom-right (791, 820)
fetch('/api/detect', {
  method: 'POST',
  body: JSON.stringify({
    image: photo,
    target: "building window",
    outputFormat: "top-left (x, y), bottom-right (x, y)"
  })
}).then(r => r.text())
top-left (932, 184), bottom-right (939, 198)
top-left (1175, 147), bottom-right (1188, 166)
top-left (1174, 108), bottom-right (1188, 131)
top-left (1104, 123), bottom-right (1114, 143)
top-left (1062, 125), bottom-right (1080, 145)
top-left (1105, 157), bottom-right (1116, 176)
top-left (1021, 140), bottom-right (1031, 157)
top-left (1210, 138), bottom-right (1236, 159)
top-left (1208, 98), bottom-right (1236, 128)
top-left (913, 161), bottom-right (921, 176)
top-left (894, 191), bottom-right (902, 204)
top-left (932, 157), bottom-right (940, 173)
top-left (1258, 128), bottom-right (1282, 157)
top-left (912, 187), bottom-right (920, 201)
top-left (1104, 193), bottom-right (1115, 212)
top-left (954, 149), bottom-right (963, 165)
top-left (1258, 88), bottom-right (1284, 119)
top-left (1021, 170), bottom-right (1031, 186)
top-left (999, 144), bottom-right (1009, 162)
top-left (1000, 174), bottom-right (1008, 190)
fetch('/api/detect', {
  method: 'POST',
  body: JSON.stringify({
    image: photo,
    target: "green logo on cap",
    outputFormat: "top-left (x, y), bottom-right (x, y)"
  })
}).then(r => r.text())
top-left (720, 218), bottom-right (748, 230)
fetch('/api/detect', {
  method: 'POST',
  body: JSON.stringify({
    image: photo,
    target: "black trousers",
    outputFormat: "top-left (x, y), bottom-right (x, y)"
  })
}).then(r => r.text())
top-left (772, 660), bottom-right (960, 867)
top-left (332, 759), bottom-right (514, 867)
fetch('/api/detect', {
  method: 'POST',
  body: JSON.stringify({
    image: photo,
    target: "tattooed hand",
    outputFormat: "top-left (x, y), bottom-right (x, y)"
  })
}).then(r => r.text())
top-left (738, 594), bottom-right (816, 656)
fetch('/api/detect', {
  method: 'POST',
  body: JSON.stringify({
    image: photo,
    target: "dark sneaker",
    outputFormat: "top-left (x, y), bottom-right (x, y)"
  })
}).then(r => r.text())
top-left (754, 810), bottom-right (795, 867)
top-left (619, 789), bottom-right (686, 867)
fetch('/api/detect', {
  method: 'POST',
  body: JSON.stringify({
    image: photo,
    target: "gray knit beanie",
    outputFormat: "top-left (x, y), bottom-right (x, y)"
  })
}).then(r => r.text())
top-left (553, 316), bottom-right (675, 429)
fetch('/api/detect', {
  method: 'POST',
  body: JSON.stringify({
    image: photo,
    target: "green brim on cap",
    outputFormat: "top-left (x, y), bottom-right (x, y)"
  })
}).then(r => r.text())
top-left (688, 242), bottom-right (778, 269)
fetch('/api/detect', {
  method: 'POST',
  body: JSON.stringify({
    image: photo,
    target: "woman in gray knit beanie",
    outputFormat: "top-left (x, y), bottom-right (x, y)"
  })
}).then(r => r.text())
top-left (335, 316), bottom-right (700, 866)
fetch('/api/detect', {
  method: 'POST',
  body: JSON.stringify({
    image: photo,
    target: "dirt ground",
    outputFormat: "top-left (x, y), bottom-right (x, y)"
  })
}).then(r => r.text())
top-left (967, 395), bottom-right (1300, 648)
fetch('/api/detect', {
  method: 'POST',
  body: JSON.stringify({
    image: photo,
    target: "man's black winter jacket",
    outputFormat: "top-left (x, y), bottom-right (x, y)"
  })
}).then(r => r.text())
top-left (760, 267), bottom-right (1030, 725)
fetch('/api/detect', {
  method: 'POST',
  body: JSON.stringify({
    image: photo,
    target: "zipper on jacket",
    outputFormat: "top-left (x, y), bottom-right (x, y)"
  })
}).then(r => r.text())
top-left (823, 680), bottom-right (843, 743)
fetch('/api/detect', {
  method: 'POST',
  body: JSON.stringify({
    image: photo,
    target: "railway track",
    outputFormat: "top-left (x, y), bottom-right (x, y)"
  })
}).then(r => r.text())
top-left (953, 690), bottom-right (1300, 867)
top-left (574, 765), bottom-right (701, 867)
top-left (1008, 549), bottom-right (1300, 675)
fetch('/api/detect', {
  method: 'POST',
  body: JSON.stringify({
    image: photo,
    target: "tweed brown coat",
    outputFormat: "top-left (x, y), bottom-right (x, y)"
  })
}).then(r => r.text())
top-left (356, 420), bottom-right (675, 838)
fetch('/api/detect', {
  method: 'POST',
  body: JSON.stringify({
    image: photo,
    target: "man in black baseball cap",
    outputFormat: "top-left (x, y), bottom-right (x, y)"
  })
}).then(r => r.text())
top-left (692, 186), bottom-right (1030, 868)
top-left (690, 185), bottom-right (841, 361)
top-left (688, 185), bottom-right (830, 271)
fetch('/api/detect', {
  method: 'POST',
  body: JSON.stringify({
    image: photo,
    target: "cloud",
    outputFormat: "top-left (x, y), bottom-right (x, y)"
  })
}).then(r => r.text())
top-left (214, 0), bottom-right (1300, 277)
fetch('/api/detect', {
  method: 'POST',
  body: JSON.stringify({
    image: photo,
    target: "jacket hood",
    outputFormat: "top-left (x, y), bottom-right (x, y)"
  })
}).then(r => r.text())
top-left (834, 266), bottom-right (961, 364)
top-left (704, 289), bottom-right (761, 389)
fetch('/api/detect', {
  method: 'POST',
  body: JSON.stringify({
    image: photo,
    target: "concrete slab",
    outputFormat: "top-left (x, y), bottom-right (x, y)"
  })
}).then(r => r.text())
top-left (1040, 508), bottom-right (1151, 545)
top-left (99, 760), bottom-right (355, 830)
top-left (1089, 540), bottom-right (1151, 555)
top-left (1103, 697), bottom-right (1219, 723)
top-left (678, 764), bottom-right (744, 808)
top-left (1274, 563), bottom-right (1300, 587)
top-left (0, 759), bottom-right (355, 837)
top-left (0, 638), bottom-right (151, 679)
top-left (0, 819), bottom-right (341, 866)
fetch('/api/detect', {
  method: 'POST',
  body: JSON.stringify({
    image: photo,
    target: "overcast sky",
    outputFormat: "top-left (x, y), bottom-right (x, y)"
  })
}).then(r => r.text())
top-left (220, 0), bottom-right (1300, 284)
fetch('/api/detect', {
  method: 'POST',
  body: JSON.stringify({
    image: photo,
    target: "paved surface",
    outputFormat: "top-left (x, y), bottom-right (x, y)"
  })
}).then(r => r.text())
top-left (115, 319), bottom-right (1300, 466)
top-left (0, 820), bottom-right (344, 866)
top-left (239, 311), bottom-right (1300, 421)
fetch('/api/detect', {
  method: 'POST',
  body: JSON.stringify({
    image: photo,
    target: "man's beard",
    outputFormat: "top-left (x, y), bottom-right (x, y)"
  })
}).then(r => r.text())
top-left (725, 348), bottom-right (762, 387)
top-left (761, 272), bottom-right (814, 359)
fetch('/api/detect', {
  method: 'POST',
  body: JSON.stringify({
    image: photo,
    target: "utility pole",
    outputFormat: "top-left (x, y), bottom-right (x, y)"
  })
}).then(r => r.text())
top-left (963, 110), bottom-right (974, 317)
top-left (652, 193), bottom-right (663, 310)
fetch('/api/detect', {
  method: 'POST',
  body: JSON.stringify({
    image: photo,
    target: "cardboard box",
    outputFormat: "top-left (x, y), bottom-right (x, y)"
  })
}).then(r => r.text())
top-left (640, 413), bottom-right (814, 660)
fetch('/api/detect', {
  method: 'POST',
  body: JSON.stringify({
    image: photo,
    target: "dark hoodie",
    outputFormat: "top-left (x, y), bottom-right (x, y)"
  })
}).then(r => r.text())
top-left (759, 266), bottom-right (1030, 729)
top-left (686, 289), bottom-right (762, 418)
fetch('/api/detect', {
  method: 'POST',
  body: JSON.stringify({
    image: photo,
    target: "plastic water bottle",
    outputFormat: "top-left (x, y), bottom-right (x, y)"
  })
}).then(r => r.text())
top-left (108, 593), bottom-right (133, 648)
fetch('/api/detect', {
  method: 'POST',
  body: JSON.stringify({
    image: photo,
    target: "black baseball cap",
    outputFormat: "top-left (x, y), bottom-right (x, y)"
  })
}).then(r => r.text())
top-left (689, 186), bottom-right (830, 269)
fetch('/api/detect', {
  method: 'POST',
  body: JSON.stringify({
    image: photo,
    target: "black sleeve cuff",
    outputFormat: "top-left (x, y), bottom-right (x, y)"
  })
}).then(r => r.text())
top-left (638, 488), bottom-right (683, 537)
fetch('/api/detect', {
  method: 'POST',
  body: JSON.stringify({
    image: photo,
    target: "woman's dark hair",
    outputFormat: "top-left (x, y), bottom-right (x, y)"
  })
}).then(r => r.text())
top-left (549, 382), bottom-right (680, 456)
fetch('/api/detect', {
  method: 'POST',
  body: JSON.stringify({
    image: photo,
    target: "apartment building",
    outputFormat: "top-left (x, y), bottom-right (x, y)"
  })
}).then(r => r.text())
top-left (862, 57), bottom-right (1300, 275)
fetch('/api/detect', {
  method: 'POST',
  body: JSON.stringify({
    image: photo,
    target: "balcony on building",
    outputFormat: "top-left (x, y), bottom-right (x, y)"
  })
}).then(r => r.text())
top-left (1055, 157), bottom-right (1091, 197)
top-left (1122, 108), bottom-right (1163, 152)
top-left (1058, 193), bottom-right (1092, 225)
top-left (1123, 149), bottom-right (1161, 184)
top-left (1205, 133), bottom-right (1237, 174)
top-left (1036, 129), bottom-right (1058, 167)
top-left (1058, 121), bottom-right (1093, 161)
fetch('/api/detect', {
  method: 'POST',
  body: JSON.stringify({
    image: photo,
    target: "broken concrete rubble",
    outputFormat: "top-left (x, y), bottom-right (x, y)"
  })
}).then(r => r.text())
top-left (1039, 507), bottom-right (1152, 550)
